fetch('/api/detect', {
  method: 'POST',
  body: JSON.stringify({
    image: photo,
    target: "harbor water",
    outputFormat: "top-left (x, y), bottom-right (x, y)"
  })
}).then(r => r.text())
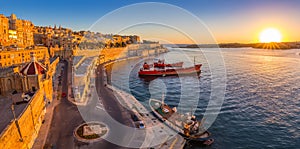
top-left (107, 48), bottom-right (300, 149)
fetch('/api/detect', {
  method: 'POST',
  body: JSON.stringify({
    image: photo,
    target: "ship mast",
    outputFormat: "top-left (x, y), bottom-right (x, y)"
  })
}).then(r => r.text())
top-left (194, 56), bottom-right (196, 65)
top-left (161, 93), bottom-right (165, 104)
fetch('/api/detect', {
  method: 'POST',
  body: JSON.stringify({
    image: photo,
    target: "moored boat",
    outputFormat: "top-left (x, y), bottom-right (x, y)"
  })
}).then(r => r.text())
top-left (149, 99), bottom-right (213, 142)
top-left (139, 64), bottom-right (202, 76)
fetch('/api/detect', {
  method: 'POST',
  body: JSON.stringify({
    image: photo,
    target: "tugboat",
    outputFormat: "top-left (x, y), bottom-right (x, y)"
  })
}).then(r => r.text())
top-left (139, 63), bottom-right (201, 76)
top-left (149, 99), bottom-right (213, 143)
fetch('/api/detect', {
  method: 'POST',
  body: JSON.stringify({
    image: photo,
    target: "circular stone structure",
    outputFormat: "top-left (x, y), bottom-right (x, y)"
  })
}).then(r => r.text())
top-left (74, 121), bottom-right (108, 143)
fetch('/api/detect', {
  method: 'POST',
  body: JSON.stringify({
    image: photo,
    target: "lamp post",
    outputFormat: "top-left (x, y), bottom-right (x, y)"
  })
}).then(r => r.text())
top-left (11, 104), bottom-right (23, 142)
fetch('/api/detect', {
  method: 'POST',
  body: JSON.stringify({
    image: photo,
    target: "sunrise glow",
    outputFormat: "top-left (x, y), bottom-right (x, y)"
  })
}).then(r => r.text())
top-left (259, 28), bottom-right (282, 43)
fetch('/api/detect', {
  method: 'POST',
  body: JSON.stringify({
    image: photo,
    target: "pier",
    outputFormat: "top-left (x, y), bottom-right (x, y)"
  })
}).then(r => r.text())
top-left (102, 63), bottom-right (186, 148)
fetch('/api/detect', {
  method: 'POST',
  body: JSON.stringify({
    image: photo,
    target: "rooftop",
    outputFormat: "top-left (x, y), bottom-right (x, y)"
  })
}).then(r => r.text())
top-left (20, 61), bottom-right (46, 75)
top-left (73, 56), bottom-right (84, 67)
top-left (0, 95), bottom-right (28, 134)
top-left (75, 57), bottom-right (95, 76)
top-left (50, 56), bottom-right (59, 63)
top-left (0, 66), bottom-right (16, 77)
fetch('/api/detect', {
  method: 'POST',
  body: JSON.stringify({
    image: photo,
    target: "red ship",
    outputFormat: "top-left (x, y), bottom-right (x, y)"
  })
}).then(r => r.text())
top-left (139, 63), bottom-right (202, 76)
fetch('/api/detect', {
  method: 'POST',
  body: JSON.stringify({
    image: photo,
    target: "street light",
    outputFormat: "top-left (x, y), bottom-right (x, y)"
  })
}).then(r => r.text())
top-left (11, 104), bottom-right (23, 142)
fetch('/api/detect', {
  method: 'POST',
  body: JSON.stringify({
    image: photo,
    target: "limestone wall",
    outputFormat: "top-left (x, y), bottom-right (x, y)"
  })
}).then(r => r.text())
top-left (73, 49), bottom-right (101, 57)
top-left (54, 44), bottom-right (166, 62)
top-left (0, 89), bottom-right (46, 149)
top-left (100, 47), bottom-right (127, 63)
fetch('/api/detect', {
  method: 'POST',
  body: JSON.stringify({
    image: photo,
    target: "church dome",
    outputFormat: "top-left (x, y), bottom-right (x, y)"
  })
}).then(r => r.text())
top-left (20, 61), bottom-right (46, 75)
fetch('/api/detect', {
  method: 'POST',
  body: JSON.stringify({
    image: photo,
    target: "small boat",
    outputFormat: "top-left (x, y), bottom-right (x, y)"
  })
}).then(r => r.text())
top-left (149, 99), bottom-right (213, 142)
top-left (139, 64), bottom-right (202, 76)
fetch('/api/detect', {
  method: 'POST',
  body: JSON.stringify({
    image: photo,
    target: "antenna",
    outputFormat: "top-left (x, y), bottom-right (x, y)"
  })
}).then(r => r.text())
top-left (162, 92), bottom-right (165, 104)
top-left (194, 56), bottom-right (195, 65)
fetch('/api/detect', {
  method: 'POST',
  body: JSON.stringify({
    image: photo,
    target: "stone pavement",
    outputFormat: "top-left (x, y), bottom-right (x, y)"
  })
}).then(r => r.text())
top-left (106, 84), bottom-right (186, 149)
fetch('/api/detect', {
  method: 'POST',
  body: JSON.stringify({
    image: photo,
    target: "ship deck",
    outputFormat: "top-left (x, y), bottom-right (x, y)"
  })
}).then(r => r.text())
top-left (151, 100), bottom-right (185, 129)
top-left (150, 99), bottom-right (210, 140)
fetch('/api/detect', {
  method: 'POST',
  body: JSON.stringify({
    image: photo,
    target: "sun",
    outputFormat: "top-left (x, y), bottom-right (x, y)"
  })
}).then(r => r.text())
top-left (259, 28), bottom-right (282, 43)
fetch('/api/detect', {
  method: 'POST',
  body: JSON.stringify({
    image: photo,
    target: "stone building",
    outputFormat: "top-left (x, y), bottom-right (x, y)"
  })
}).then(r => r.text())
top-left (0, 14), bottom-right (9, 46)
top-left (19, 57), bottom-right (47, 92)
top-left (0, 14), bottom-right (34, 48)
top-left (72, 56), bottom-right (97, 103)
top-left (128, 35), bottom-right (140, 44)
top-left (112, 35), bottom-right (141, 46)
top-left (0, 67), bottom-right (22, 95)
top-left (0, 47), bottom-right (49, 68)
top-left (0, 54), bottom-right (59, 149)
top-left (33, 25), bottom-right (80, 49)
top-left (8, 14), bottom-right (34, 47)
top-left (0, 52), bottom-right (58, 97)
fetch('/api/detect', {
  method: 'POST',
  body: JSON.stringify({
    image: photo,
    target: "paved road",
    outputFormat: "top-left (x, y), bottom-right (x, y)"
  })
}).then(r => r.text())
top-left (94, 65), bottom-right (146, 148)
top-left (44, 60), bottom-right (84, 148)
top-left (44, 61), bottom-right (144, 149)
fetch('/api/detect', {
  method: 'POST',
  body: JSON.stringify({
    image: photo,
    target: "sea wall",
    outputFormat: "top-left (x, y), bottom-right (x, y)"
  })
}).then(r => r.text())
top-left (70, 44), bottom-right (167, 103)
top-left (99, 47), bottom-right (128, 63)
top-left (73, 49), bottom-right (101, 57)
top-left (127, 43), bottom-right (168, 57)
top-left (55, 43), bottom-right (167, 61)
top-left (0, 89), bottom-right (46, 149)
top-left (99, 44), bottom-right (167, 63)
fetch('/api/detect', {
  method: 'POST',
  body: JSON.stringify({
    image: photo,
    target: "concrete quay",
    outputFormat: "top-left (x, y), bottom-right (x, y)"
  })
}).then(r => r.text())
top-left (103, 65), bottom-right (186, 149)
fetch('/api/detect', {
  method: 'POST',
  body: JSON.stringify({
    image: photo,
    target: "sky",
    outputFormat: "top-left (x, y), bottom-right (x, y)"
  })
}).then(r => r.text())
top-left (1, 0), bottom-right (300, 44)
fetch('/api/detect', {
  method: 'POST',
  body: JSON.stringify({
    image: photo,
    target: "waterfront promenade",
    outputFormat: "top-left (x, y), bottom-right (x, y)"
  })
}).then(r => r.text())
top-left (33, 47), bottom-right (185, 148)
top-left (102, 58), bottom-right (186, 148)
top-left (105, 84), bottom-right (186, 149)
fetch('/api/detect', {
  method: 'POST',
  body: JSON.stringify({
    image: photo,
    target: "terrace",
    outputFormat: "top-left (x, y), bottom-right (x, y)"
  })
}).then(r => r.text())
top-left (0, 94), bottom-right (28, 133)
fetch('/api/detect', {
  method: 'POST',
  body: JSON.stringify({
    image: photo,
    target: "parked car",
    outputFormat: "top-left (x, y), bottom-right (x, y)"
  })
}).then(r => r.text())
top-left (61, 92), bottom-right (66, 98)
top-left (25, 91), bottom-right (34, 96)
top-left (138, 121), bottom-right (145, 129)
top-left (131, 114), bottom-right (140, 122)
top-left (21, 94), bottom-right (31, 102)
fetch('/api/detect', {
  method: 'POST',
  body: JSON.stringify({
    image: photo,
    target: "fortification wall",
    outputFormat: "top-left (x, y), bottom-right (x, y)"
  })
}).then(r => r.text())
top-left (0, 89), bottom-right (46, 149)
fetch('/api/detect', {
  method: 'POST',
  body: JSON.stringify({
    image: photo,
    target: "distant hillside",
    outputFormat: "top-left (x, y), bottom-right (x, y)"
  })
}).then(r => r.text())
top-left (174, 42), bottom-right (300, 49)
